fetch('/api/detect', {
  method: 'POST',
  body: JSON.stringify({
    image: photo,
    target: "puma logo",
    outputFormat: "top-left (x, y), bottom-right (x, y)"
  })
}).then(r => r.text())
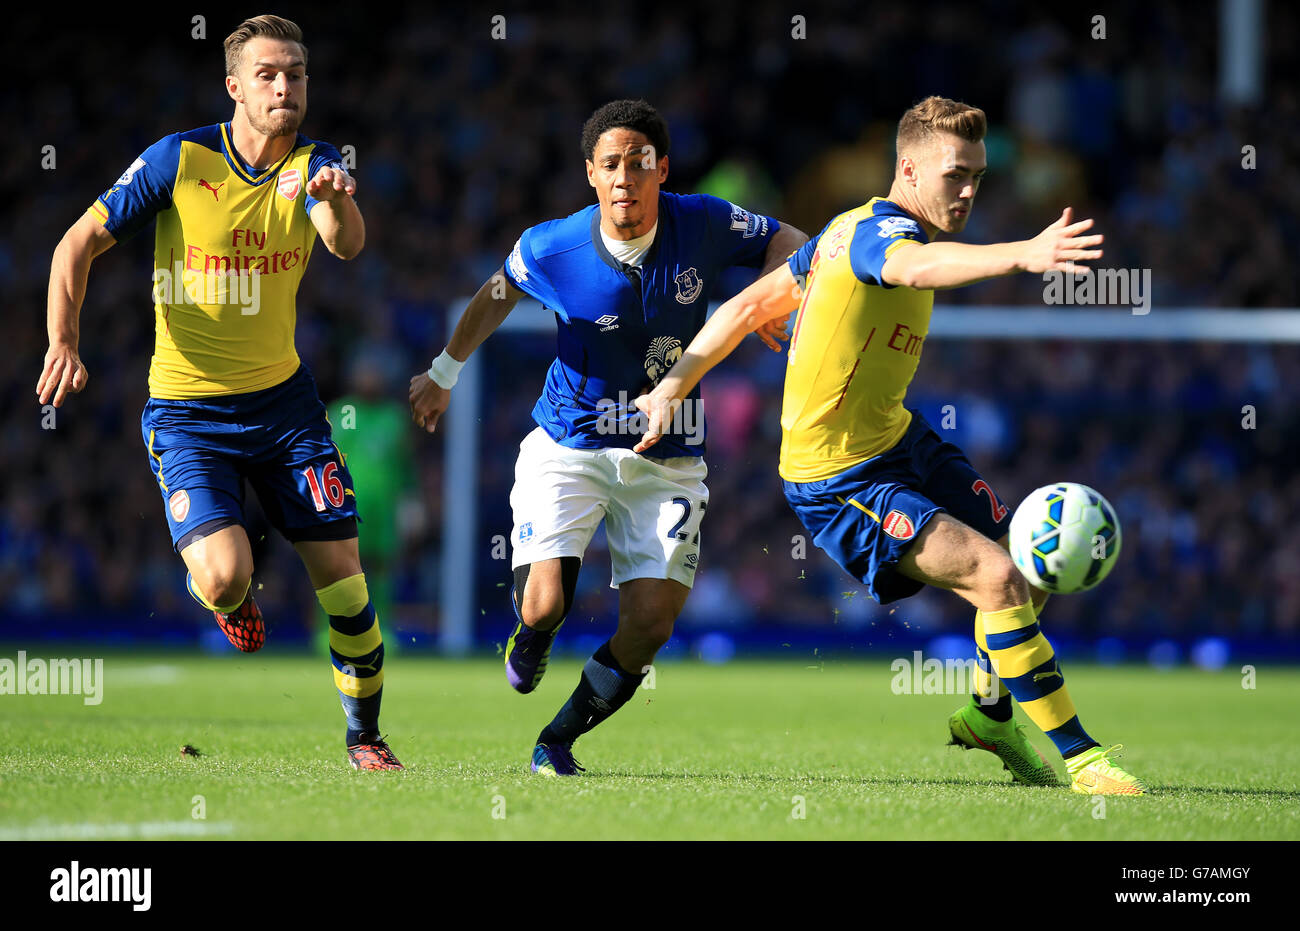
top-left (1033, 670), bottom-right (1062, 683)
top-left (198, 179), bottom-right (225, 201)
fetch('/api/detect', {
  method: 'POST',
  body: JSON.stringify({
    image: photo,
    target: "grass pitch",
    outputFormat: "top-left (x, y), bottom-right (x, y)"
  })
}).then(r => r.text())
top-left (2, 653), bottom-right (1297, 840)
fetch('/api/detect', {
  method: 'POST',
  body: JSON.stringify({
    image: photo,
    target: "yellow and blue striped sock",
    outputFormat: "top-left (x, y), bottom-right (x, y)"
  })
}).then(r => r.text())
top-left (971, 597), bottom-right (1048, 719)
top-left (972, 610), bottom-right (1012, 721)
top-left (317, 573), bottom-right (385, 745)
top-left (976, 601), bottom-right (1097, 759)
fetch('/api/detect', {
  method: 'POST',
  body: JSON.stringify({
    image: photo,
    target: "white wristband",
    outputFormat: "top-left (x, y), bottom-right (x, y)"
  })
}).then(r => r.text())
top-left (427, 350), bottom-right (465, 389)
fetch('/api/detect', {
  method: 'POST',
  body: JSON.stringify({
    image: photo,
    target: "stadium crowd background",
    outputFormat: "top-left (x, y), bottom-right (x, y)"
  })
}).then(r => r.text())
top-left (5, 2), bottom-right (1297, 656)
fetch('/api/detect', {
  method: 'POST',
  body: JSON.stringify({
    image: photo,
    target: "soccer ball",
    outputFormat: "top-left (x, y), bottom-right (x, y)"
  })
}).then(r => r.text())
top-left (1008, 483), bottom-right (1121, 594)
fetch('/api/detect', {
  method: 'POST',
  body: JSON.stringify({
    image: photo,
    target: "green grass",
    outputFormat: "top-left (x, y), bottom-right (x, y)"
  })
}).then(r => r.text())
top-left (1, 653), bottom-right (1297, 840)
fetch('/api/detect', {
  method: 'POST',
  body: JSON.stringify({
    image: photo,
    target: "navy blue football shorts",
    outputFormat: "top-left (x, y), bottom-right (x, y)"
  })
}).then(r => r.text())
top-left (141, 365), bottom-right (359, 552)
top-left (782, 411), bottom-right (1012, 604)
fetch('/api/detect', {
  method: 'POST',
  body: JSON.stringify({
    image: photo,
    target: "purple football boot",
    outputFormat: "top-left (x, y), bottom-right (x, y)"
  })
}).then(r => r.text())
top-left (504, 586), bottom-right (563, 694)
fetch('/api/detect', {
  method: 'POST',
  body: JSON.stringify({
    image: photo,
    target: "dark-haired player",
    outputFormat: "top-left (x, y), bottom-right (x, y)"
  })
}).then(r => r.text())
top-left (635, 96), bottom-right (1145, 795)
top-left (38, 15), bottom-right (401, 769)
top-left (410, 99), bottom-right (806, 775)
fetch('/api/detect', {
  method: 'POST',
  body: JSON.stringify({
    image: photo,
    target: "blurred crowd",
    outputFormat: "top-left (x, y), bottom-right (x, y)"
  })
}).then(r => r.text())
top-left (4, 1), bottom-right (1297, 643)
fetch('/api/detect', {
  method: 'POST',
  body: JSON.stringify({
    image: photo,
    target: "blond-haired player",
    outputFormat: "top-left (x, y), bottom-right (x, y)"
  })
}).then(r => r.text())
top-left (635, 96), bottom-right (1145, 795)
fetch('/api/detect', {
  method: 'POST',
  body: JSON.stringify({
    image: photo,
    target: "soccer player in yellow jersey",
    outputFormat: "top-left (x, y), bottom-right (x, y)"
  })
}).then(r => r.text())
top-left (635, 96), bottom-right (1146, 795)
top-left (36, 15), bottom-right (401, 770)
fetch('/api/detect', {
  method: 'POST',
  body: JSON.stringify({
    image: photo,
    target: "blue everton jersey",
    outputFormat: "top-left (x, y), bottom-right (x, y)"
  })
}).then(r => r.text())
top-left (503, 191), bottom-right (778, 458)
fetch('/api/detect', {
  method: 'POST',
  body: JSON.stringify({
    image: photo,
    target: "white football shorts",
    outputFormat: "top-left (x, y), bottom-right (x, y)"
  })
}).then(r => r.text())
top-left (509, 427), bottom-right (709, 588)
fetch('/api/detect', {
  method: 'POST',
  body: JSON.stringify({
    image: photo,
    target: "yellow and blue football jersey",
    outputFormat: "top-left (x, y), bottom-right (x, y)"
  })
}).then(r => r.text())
top-left (779, 197), bottom-right (932, 482)
top-left (89, 123), bottom-right (344, 399)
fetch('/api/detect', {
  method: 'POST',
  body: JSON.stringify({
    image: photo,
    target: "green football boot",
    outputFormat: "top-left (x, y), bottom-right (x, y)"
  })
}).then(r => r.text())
top-left (948, 697), bottom-right (1063, 786)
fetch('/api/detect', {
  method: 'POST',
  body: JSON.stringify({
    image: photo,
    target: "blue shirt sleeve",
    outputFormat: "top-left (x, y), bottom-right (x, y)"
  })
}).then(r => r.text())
top-left (92, 135), bottom-right (180, 242)
top-left (848, 213), bottom-right (927, 288)
top-left (304, 141), bottom-right (346, 216)
top-left (502, 227), bottom-right (563, 315)
top-left (786, 218), bottom-right (831, 280)
top-left (701, 194), bottom-right (779, 269)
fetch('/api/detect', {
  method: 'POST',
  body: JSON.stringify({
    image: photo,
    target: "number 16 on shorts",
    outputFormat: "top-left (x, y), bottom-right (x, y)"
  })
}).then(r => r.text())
top-left (301, 460), bottom-right (346, 511)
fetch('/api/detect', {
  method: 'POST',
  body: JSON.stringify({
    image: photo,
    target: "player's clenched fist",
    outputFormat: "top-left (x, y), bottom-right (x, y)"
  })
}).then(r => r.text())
top-left (306, 164), bottom-right (356, 202)
top-left (409, 371), bottom-right (451, 434)
top-left (37, 343), bottom-right (89, 408)
top-left (1021, 207), bottom-right (1104, 275)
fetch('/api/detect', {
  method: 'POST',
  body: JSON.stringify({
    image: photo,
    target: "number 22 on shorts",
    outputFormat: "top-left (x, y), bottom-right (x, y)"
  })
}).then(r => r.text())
top-left (972, 479), bottom-right (1008, 523)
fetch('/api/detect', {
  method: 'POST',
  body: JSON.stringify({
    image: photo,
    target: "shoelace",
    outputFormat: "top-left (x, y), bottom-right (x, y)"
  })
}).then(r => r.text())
top-left (370, 735), bottom-right (399, 763)
top-left (1068, 743), bottom-right (1125, 773)
top-left (352, 733), bottom-right (397, 760)
top-left (550, 744), bottom-right (585, 773)
top-left (1093, 744), bottom-right (1127, 771)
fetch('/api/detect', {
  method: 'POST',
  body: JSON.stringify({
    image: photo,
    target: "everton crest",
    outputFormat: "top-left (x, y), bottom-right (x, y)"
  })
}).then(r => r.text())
top-left (674, 267), bottom-right (703, 304)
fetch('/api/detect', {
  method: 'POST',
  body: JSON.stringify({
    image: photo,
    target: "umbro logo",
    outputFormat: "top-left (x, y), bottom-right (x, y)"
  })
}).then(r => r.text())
top-left (595, 314), bottom-right (619, 331)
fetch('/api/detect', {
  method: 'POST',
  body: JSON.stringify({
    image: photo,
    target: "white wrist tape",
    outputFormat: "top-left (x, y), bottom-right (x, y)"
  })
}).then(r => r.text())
top-left (427, 350), bottom-right (465, 389)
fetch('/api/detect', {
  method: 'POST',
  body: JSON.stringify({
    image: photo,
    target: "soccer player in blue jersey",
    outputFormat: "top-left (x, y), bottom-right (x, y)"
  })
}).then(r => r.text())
top-left (635, 97), bottom-right (1146, 795)
top-left (37, 15), bottom-right (401, 769)
top-left (409, 99), bottom-right (806, 775)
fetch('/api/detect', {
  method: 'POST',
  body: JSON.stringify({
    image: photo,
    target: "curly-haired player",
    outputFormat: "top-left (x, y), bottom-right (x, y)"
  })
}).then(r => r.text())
top-left (410, 99), bottom-right (806, 776)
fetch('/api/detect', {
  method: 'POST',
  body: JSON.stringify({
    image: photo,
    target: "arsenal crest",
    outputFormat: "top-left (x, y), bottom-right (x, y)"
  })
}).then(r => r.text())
top-left (882, 509), bottom-right (915, 541)
top-left (277, 168), bottom-right (301, 201)
top-left (169, 489), bottom-right (191, 523)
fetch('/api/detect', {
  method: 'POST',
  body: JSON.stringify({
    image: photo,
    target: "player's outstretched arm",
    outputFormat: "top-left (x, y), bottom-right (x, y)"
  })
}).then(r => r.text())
top-left (881, 207), bottom-right (1104, 290)
top-left (634, 263), bottom-right (802, 453)
top-left (307, 165), bottom-right (365, 260)
top-left (408, 268), bottom-right (524, 434)
top-left (38, 213), bottom-right (116, 408)
top-left (753, 222), bottom-right (808, 350)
